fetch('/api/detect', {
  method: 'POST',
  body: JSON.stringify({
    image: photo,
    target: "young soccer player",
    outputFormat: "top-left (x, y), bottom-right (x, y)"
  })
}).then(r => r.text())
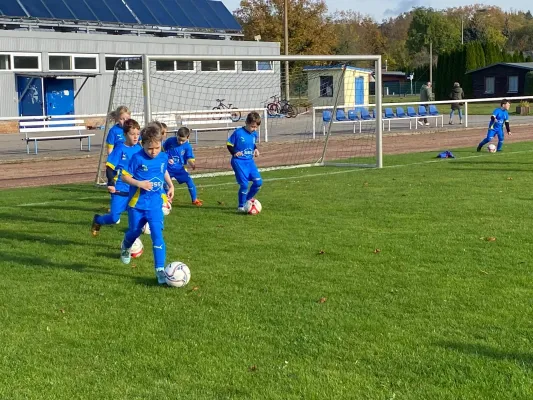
top-left (227, 112), bottom-right (262, 212)
top-left (163, 127), bottom-right (203, 206)
top-left (477, 99), bottom-right (512, 152)
top-left (119, 124), bottom-right (175, 285)
top-left (106, 106), bottom-right (131, 154)
top-left (92, 119), bottom-right (142, 236)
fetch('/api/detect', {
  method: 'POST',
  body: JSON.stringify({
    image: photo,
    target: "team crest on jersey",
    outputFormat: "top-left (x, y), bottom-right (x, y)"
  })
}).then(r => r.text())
top-left (240, 137), bottom-right (245, 142)
top-left (121, 154), bottom-right (127, 160)
top-left (180, 150), bottom-right (185, 156)
top-left (141, 165), bottom-right (148, 171)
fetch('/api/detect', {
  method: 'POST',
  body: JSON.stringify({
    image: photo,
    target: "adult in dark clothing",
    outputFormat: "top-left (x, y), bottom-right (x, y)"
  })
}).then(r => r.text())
top-left (449, 82), bottom-right (465, 124)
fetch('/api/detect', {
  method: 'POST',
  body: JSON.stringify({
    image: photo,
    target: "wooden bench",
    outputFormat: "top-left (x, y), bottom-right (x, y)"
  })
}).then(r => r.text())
top-left (177, 112), bottom-right (242, 144)
top-left (19, 119), bottom-right (95, 155)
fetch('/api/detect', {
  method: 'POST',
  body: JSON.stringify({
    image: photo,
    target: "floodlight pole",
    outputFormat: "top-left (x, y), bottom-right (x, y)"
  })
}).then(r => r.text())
top-left (143, 54), bottom-right (152, 124)
top-left (284, 0), bottom-right (290, 101)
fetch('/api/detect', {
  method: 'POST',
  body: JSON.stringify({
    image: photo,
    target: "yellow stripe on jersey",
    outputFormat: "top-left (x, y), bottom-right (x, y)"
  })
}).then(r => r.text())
top-left (107, 143), bottom-right (114, 150)
top-left (226, 142), bottom-right (234, 146)
top-left (105, 162), bottom-right (116, 170)
top-left (188, 158), bottom-right (196, 163)
top-left (122, 170), bottom-right (132, 177)
top-left (161, 193), bottom-right (168, 203)
top-left (128, 187), bottom-right (141, 207)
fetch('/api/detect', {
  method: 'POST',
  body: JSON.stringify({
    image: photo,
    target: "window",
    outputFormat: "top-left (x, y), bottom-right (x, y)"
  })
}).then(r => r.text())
top-left (105, 55), bottom-right (142, 71)
top-left (152, 60), bottom-right (195, 72)
top-left (320, 76), bottom-right (334, 97)
top-left (0, 52), bottom-right (41, 71)
top-left (242, 60), bottom-right (274, 72)
top-left (485, 77), bottom-right (495, 94)
top-left (49, 53), bottom-right (98, 72)
top-left (200, 61), bottom-right (236, 72)
top-left (508, 76), bottom-right (518, 93)
top-left (175, 61), bottom-right (194, 71)
top-left (155, 60), bottom-right (175, 71)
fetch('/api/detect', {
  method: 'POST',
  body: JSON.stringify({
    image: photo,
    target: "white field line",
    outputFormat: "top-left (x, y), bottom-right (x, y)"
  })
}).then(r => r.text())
top-left (5, 149), bottom-right (533, 209)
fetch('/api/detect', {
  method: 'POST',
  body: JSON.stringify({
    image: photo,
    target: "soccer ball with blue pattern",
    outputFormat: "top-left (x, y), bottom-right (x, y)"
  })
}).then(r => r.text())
top-left (164, 262), bottom-right (191, 288)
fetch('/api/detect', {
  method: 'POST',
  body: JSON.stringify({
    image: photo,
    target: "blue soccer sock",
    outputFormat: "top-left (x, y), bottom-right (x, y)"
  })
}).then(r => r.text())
top-left (238, 184), bottom-right (248, 207)
top-left (246, 178), bottom-right (263, 201)
top-left (95, 213), bottom-right (121, 226)
top-left (149, 221), bottom-right (166, 269)
top-left (478, 138), bottom-right (490, 148)
top-left (186, 177), bottom-right (198, 201)
top-left (497, 140), bottom-right (504, 151)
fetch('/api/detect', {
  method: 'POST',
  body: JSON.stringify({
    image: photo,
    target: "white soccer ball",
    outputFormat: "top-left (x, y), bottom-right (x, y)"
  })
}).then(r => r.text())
top-left (487, 143), bottom-right (497, 153)
top-left (164, 261), bottom-right (191, 288)
top-left (130, 238), bottom-right (143, 259)
top-left (244, 198), bottom-right (262, 215)
top-left (142, 222), bottom-right (151, 235)
top-left (162, 200), bottom-right (172, 216)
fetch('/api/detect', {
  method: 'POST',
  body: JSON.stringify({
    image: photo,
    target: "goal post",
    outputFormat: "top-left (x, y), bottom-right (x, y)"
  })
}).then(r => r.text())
top-left (96, 54), bottom-right (382, 184)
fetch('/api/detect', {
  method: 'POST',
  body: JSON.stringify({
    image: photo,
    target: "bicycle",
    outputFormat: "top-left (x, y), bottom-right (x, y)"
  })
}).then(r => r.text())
top-left (212, 99), bottom-right (241, 122)
top-left (266, 95), bottom-right (298, 118)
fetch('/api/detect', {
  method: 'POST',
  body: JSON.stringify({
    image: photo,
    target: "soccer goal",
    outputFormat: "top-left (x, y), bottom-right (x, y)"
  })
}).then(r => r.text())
top-left (96, 54), bottom-right (383, 185)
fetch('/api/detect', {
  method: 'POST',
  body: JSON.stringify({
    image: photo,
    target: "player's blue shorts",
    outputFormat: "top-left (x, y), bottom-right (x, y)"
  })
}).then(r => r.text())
top-left (486, 127), bottom-right (504, 141)
top-left (127, 206), bottom-right (164, 233)
top-left (231, 158), bottom-right (261, 186)
top-left (110, 192), bottom-right (129, 215)
top-left (169, 168), bottom-right (191, 184)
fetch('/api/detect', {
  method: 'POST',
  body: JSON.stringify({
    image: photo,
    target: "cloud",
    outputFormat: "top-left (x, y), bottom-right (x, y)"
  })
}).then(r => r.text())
top-left (383, 0), bottom-right (423, 18)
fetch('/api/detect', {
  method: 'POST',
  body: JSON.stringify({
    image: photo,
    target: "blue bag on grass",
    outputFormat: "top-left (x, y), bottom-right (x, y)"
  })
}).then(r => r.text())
top-left (436, 150), bottom-right (455, 159)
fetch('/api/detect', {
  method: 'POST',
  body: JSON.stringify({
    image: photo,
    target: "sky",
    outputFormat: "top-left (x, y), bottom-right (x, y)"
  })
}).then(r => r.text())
top-left (222, 0), bottom-right (532, 22)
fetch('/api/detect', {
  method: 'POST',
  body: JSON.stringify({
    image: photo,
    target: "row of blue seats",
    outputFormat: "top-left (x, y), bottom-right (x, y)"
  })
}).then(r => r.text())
top-left (324, 105), bottom-right (441, 122)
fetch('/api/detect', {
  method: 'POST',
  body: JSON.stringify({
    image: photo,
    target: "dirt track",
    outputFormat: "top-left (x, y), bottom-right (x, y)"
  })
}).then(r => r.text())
top-left (1, 125), bottom-right (532, 189)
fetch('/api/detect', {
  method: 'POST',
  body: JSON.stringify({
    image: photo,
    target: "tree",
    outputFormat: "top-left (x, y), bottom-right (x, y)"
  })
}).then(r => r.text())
top-left (234, 0), bottom-right (337, 56)
top-left (406, 8), bottom-right (460, 55)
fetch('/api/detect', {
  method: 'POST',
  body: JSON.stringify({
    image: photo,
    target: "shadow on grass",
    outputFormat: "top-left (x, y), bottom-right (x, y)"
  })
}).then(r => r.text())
top-left (0, 229), bottom-right (80, 246)
top-left (449, 167), bottom-right (532, 172)
top-left (0, 212), bottom-right (89, 226)
top-left (438, 341), bottom-right (533, 367)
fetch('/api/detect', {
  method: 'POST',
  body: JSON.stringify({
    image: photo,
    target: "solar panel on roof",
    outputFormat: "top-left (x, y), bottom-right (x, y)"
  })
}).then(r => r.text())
top-left (65, 0), bottom-right (99, 21)
top-left (162, 0), bottom-right (195, 28)
top-left (0, 3), bottom-right (28, 18)
top-left (172, 0), bottom-right (213, 29)
top-left (41, 0), bottom-right (75, 20)
top-left (102, 0), bottom-right (138, 24)
top-left (198, 1), bottom-right (229, 30)
top-left (207, 1), bottom-right (241, 30)
top-left (83, 0), bottom-right (119, 23)
top-left (19, 0), bottom-right (54, 19)
top-left (123, 0), bottom-right (159, 26)
top-left (144, 0), bottom-right (179, 27)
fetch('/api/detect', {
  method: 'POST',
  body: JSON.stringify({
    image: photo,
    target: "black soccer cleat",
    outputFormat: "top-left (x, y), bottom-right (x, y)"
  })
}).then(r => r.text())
top-left (91, 215), bottom-right (101, 237)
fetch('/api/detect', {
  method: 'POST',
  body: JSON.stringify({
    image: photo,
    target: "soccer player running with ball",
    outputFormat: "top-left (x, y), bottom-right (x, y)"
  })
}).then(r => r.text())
top-left (227, 112), bottom-right (262, 213)
top-left (119, 123), bottom-right (175, 285)
top-left (477, 99), bottom-right (512, 152)
top-left (92, 119), bottom-right (142, 236)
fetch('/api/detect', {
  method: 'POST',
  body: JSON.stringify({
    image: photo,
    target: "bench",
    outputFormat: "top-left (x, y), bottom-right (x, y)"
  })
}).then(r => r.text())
top-left (19, 119), bottom-right (95, 155)
top-left (177, 112), bottom-right (242, 144)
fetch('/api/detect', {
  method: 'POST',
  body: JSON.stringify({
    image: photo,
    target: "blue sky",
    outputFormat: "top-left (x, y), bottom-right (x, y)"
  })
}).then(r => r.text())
top-left (222, 0), bottom-right (532, 22)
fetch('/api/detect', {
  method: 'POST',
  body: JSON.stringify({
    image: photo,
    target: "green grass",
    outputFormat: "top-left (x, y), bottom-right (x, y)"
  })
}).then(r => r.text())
top-left (1, 143), bottom-right (533, 399)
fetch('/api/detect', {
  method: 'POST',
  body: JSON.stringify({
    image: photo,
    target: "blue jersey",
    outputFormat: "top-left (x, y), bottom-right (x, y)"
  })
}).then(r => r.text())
top-left (163, 137), bottom-right (195, 174)
top-left (489, 108), bottom-right (509, 131)
top-left (122, 150), bottom-right (168, 210)
top-left (106, 124), bottom-right (125, 151)
top-left (106, 143), bottom-right (142, 193)
top-left (227, 127), bottom-right (257, 161)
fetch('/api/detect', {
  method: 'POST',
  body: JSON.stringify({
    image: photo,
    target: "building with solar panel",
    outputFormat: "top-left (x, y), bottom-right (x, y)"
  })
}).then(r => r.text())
top-left (0, 0), bottom-right (280, 119)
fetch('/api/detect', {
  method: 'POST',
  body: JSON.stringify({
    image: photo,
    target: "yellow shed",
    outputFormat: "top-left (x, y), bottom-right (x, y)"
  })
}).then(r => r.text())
top-left (303, 65), bottom-right (372, 108)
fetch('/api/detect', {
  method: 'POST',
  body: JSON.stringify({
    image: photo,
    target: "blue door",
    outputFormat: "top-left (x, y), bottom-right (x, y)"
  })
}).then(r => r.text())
top-left (44, 78), bottom-right (75, 116)
top-left (355, 77), bottom-right (365, 105)
top-left (17, 76), bottom-right (44, 116)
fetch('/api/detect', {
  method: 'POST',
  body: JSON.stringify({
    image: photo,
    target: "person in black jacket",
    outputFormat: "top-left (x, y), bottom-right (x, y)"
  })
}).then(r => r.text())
top-left (449, 82), bottom-right (465, 124)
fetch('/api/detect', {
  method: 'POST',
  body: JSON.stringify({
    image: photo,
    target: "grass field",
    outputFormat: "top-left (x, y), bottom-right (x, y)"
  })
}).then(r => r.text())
top-left (1, 143), bottom-right (533, 399)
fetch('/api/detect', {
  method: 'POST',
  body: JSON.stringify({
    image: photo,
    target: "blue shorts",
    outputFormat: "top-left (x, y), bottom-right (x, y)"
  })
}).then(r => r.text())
top-left (486, 128), bottom-right (504, 141)
top-left (231, 158), bottom-right (261, 186)
top-left (110, 192), bottom-right (129, 215)
top-left (169, 169), bottom-right (191, 185)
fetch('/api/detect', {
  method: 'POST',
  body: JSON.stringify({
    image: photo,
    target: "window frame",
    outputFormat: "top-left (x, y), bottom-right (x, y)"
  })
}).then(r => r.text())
top-left (507, 75), bottom-right (518, 93)
top-left (200, 60), bottom-right (237, 73)
top-left (0, 52), bottom-right (42, 71)
top-left (484, 76), bottom-right (495, 94)
top-left (48, 53), bottom-right (99, 72)
top-left (104, 55), bottom-right (142, 72)
top-left (320, 75), bottom-right (334, 98)
top-left (153, 59), bottom-right (197, 73)
top-left (241, 60), bottom-right (274, 73)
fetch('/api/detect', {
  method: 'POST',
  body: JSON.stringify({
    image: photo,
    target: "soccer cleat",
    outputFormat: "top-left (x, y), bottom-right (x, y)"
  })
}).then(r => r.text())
top-left (237, 206), bottom-right (246, 213)
top-left (120, 241), bottom-right (132, 264)
top-left (156, 268), bottom-right (167, 285)
top-left (91, 215), bottom-right (101, 237)
top-left (476, 145), bottom-right (482, 152)
top-left (192, 199), bottom-right (203, 207)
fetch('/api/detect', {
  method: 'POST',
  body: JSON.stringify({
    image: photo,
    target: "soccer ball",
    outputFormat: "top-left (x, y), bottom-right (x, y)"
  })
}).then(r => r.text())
top-left (162, 200), bottom-right (172, 216)
top-left (244, 198), bottom-right (262, 215)
top-left (130, 238), bottom-right (143, 259)
top-left (142, 222), bottom-right (151, 235)
top-left (164, 261), bottom-right (191, 288)
top-left (487, 143), bottom-right (497, 153)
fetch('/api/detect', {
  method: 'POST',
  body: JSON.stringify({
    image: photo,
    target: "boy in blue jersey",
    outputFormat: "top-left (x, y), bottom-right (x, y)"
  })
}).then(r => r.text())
top-left (106, 105), bottom-right (131, 154)
top-left (477, 99), bottom-right (512, 152)
top-left (92, 119), bottom-right (141, 236)
top-left (164, 127), bottom-right (203, 206)
top-left (227, 112), bottom-right (262, 212)
top-left (120, 124), bottom-right (175, 285)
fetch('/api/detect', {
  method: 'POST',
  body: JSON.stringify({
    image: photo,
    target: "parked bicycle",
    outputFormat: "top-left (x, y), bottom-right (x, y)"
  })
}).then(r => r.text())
top-left (212, 99), bottom-right (241, 122)
top-left (266, 95), bottom-right (298, 118)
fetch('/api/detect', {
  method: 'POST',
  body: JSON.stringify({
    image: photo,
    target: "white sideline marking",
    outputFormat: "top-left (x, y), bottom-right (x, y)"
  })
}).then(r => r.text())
top-left (6, 149), bottom-right (533, 209)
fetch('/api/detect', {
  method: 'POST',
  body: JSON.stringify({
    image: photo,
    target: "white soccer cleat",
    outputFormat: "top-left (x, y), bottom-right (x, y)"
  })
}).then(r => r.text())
top-left (120, 241), bottom-right (132, 264)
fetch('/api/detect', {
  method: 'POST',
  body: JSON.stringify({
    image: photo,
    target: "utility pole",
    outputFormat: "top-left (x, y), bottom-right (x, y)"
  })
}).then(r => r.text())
top-left (284, 0), bottom-right (290, 100)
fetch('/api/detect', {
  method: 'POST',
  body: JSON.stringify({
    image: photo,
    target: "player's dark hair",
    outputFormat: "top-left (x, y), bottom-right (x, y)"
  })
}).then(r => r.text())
top-left (176, 127), bottom-right (190, 138)
top-left (161, 122), bottom-right (167, 129)
top-left (501, 99), bottom-right (510, 106)
top-left (123, 119), bottom-right (140, 134)
top-left (246, 111), bottom-right (261, 126)
top-left (141, 124), bottom-right (163, 144)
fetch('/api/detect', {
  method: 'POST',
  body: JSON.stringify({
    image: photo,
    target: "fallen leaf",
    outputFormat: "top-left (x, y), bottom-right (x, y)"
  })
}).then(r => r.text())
top-left (217, 201), bottom-right (225, 205)
top-left (216, 225), bottom-right (224, 228)
top-left (192, 286), bottom-right (200, 291)
top-left (318, 297), bottom-right (327, 303)
top-left (131, 264), bottom-right (137, 269)
top-left (249, 365), bottom-right (258, 372)
top-left (373, 248), bottom-right (381, 254)
top-left (479, 269), bottom-right (489, 275)
top-left (59, 309), bottom-right (65, 314)
top-left (363, 182), bottom-right (369, 187)
top-left (486, 237), bottom-right (496, 242)
top-left (318, 250), bottom-right (325, 255)
top-left (507, 177), bottom-right (513, 180)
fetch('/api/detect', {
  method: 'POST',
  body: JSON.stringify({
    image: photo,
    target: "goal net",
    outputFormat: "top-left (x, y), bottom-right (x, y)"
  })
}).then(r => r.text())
top-left (96, 55), bottom-right (382, 185)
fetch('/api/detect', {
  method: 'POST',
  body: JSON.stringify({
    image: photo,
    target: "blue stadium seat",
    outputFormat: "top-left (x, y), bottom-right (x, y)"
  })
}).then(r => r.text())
top-left (384, 108), bottom-right (395, 118)
top-left (429, 105), bottom-right (440, 116)
top-left (396, 107), bottom-right (407, 118)
top-left (335, 109), bottom-right (347, 121)
top-left (360, 108), bottom-right (374, 120)
top-left (322, 110), bottom-right (332, 122)
top-left (407, 106), bottom-right (419, 117)
top-left (347, 109), bottom-right (359, 121)
top-left (418, 105), bottom-right (428, 116)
